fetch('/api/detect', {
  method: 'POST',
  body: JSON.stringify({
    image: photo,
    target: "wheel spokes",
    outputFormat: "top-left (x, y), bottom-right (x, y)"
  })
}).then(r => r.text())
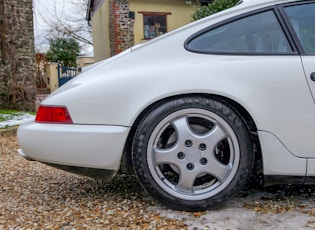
top-left (171, 116), bottom-right (198, 145)
top-left (153, 146), bottom-right (179, 166)
top-left (149, 111), bottom-right (239, 200)
top-left (203, 158), bottom-right (232, 182)
top-left (175, 169), bottom-right (198, 193)
top-left (202, 123), bottom-right (228, 150)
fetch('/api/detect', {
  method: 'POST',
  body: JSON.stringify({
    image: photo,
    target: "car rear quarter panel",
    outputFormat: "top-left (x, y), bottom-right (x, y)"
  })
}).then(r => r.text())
top-left (40, 0), bottom-right (315, 173)
top-left (42, 45), bottom-right (315, 158)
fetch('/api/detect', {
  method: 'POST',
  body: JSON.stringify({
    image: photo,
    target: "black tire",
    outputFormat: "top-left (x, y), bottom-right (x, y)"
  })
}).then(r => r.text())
top-left (132, 97), bottom-right (253, 211)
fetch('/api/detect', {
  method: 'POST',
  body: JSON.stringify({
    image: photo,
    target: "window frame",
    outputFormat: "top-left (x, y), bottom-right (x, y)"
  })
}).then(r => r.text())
top-left (139, 12), bottom-right (171, 40)
top-left (279, 0), bottom-right (315, 56)
top-left (184, 6), bottom-right (299, 56)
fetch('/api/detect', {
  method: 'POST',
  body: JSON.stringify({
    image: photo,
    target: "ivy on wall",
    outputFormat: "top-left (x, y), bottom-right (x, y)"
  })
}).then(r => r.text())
top-left (187, 0), bottom-right (239, 21)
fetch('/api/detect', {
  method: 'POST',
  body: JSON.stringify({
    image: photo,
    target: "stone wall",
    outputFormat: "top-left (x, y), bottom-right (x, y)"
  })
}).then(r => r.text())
top-left (0, 0), bottom-right (36, 111)
top-left (109, 0), bottom-right (134, 56)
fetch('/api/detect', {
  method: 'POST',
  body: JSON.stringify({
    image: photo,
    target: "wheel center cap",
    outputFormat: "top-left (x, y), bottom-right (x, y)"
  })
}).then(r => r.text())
top-left (186, 148), bottom-right (201, 162)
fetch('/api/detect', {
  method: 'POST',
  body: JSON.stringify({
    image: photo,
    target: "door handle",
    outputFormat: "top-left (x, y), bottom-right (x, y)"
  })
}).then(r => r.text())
top-left (311, 72), bottom-right (315, 81)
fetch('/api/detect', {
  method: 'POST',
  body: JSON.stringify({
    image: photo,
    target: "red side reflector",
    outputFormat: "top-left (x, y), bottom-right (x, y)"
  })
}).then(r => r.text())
top-left (35, 106), bottom-right (73, 124)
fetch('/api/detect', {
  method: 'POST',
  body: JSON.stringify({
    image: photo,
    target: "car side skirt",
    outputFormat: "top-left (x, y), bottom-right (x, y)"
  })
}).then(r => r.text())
top-left (263, 175), bottom-right (305, 186)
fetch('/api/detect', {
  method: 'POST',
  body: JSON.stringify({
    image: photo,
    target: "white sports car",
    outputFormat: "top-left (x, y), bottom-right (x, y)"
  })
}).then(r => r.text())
top-left (18, 0), bottom-right (315, 211)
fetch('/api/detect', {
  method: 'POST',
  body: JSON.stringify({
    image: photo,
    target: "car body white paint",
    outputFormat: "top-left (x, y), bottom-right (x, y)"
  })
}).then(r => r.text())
top-left (18, 0), bottom-right (315, 180)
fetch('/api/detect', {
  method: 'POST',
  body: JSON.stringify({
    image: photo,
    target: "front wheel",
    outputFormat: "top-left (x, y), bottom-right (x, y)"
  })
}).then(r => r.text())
top-left (132, 97), bottom-right (253, 211)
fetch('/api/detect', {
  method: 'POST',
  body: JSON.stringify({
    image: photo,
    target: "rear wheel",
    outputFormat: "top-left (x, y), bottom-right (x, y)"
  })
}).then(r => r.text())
top-left (132, 97), bottom-right (253, 211)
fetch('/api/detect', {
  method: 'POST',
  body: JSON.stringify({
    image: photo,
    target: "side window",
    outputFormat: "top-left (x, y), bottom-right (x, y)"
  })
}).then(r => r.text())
top-left (187, 10), bottom-right (293, 54)
top-left (284, 3), bottom-right (315, 55)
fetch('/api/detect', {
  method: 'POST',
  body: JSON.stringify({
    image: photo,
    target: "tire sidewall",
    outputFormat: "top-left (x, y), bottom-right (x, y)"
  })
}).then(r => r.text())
top-left (132, 97), bottom-right (253, 211)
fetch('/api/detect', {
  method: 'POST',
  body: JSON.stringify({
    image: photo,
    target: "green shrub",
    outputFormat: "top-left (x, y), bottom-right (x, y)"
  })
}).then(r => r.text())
top-left (190, 0), bottom-right (239, 21)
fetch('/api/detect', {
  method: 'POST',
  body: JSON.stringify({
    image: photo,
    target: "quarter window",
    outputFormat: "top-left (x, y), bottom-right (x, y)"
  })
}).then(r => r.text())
top-left (187, 10), bottom-right (293, 54)
top-left (284, 3), bottom-right (315, 55)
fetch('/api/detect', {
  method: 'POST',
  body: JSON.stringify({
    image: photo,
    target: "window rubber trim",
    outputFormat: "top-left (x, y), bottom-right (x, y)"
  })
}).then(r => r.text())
top-left (277, 0), bottom-right (315, 56)
top-left (184, 5), bottom-right (300, 56)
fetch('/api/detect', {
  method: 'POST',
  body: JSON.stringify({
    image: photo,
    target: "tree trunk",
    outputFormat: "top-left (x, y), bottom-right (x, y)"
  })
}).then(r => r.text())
top-left (0, 0), bottom-right (36, 111)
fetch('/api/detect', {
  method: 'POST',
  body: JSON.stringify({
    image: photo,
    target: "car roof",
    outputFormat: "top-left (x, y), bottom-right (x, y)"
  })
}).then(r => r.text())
top-left (131, 0), bottom-right (305, 52)
top-left (240, 0), bottom-right (303, 8)
top-left (194, 0), bottom-right (304, 26)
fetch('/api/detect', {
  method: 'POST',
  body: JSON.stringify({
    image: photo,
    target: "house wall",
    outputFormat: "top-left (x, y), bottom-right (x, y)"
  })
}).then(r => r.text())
top-left (110, 0), bottom-right (134, 56)
top-left (91, 0), bottom-right (111, 62)
top-left (44, 63), bottom-right (59, 93)
top-left (76, 56), bottom-right (95, 74)
top-left (91, 0), bottom-right (106, 11)
top-left (89, 0), bottom-right (194, 61)
top-left (128, 0), bottom-right (194, 45)
top-left (44, 56), bottom-right (94, 93)
top-left (76, 57), bottom-right (95, 69)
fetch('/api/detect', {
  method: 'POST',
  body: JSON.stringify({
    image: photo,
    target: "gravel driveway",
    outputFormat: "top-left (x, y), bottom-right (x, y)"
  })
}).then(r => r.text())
top-left (1, 134), bottom-right (315, 229)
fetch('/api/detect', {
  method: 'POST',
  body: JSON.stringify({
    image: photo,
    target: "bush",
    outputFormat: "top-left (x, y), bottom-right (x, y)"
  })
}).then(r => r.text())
top-left (191, 0), bottom-right (239, 21)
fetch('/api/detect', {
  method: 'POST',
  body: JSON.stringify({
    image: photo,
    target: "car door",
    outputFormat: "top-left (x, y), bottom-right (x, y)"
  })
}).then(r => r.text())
top-left (283, 2), bottom-right (315, 101)
top-left (185, 5), bottom-right (315, 160)
top-left (282, 1), bottom-right (315, 174)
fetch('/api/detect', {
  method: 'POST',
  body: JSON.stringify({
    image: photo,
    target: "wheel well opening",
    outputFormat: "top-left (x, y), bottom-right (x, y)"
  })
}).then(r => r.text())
top-left (120, 94), bottom-right (263, 184)
top-left (215, 95), bottom-right (263, 187)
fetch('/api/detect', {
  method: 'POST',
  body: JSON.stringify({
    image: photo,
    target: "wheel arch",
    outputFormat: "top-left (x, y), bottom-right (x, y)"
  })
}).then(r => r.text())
top-left (120, 93), bottom-right (263, 180)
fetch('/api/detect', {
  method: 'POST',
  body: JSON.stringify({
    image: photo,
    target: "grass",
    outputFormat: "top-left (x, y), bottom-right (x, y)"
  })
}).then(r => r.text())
top-left (0, 110), bottom-right (34, 122)
top-left (0, 110), bottom-right (35, 129)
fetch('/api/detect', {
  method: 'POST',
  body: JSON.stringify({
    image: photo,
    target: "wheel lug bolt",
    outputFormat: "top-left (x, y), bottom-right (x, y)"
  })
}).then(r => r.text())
top-left (185, 140), bottom-right (193, 147)
top-left (186, 163), bottom-right (194, 170)
top-left (200, 158), bottom-right (208, 165)
top-left (199, 143), bottom-right (207, 151)
top-left (177, 152), bottom-right (185, 159)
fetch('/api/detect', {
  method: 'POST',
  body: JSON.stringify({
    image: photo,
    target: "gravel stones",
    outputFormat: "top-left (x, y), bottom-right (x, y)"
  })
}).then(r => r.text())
top-left (1, 134), bottom-right (315, 229)
top-left (0, 135), bottom-right (186, 229)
